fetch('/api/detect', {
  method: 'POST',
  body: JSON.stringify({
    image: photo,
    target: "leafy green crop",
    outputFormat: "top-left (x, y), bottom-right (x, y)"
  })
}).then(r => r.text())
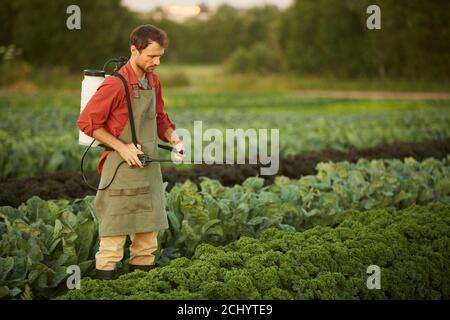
top-left (58, 202), bottom-right (450, 300)
top-left (159, 157), bottom-right (450, 260)
top-left (0, 196), bottom-right (98, 299)
top-left (2, 157), bottom-right (449, 299)
top-left (1, 93), bottom-right (450, 179)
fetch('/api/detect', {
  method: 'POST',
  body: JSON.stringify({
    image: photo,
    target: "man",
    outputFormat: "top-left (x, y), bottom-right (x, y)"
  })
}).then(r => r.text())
top-left (77, 24), bottom-right (184, 280)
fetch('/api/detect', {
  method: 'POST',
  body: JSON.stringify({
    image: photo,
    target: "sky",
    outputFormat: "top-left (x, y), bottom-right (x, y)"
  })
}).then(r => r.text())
top-left (121, 0), bottom-right (294, 12)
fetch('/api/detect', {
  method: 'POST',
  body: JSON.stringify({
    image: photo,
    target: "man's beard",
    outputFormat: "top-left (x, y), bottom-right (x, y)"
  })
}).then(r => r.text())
top-left (137, 61), bottom-right (155, 73)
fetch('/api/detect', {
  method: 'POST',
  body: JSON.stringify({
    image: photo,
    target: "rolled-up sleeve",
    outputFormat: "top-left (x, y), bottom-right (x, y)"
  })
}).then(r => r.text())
top-left (155, 77), bottom-right (176, 142)
top-left (77, 77), bottom-right (122, 137)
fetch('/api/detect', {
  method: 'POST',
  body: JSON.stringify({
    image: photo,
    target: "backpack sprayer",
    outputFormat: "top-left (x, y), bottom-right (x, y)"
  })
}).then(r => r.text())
top-left (79, 57), bottom-right (183, 191)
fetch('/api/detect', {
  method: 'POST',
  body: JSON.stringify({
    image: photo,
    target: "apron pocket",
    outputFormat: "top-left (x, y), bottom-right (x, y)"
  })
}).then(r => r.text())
top-left (109, 186), bottom-right (150, 196)
top-left (106, 183), bottom-right (154, 215)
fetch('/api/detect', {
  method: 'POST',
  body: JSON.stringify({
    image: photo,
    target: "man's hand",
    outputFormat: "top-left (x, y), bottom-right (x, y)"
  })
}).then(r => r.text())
top-left (92, 128), bottom-right (144, 167)
top-left (166, 129), bottom-right (185, 162)
top-left (172, 140), bottom-right (185, 162)
top-left (118, 143), bottom-right (144, 168)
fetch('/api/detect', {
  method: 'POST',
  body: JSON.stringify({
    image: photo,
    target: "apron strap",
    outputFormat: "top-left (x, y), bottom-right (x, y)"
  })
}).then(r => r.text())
top-left (113, 71), bottom-right (139, 147)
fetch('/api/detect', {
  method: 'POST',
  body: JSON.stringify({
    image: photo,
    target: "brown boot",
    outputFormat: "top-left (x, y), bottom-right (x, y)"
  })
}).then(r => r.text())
top-left (129, 264), bottom-right (156, 273)
top-left (95, 269), bottom-right (117, 280)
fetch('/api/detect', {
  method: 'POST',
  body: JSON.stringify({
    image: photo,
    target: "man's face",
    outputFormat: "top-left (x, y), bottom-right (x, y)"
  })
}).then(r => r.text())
top-left (131, 41), bottom-right (165, 73)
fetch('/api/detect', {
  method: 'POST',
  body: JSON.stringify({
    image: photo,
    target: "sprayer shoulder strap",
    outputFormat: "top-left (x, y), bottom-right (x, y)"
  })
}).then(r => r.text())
top-left (113, 71), bottom-right (138, 147)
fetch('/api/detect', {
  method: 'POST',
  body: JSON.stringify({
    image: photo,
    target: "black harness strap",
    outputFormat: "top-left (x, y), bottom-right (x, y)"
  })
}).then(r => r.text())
top-left (113, 71), bottom-right (139, 148)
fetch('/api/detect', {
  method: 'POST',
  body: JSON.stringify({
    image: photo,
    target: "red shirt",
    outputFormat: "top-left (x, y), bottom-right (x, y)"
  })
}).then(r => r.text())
top-left (77, 61), bottom-right (176, 175)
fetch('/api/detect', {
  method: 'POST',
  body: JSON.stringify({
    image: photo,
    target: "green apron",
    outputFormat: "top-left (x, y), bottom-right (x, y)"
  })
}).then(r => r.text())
top-left (95, 84), bottom-right (168, 237)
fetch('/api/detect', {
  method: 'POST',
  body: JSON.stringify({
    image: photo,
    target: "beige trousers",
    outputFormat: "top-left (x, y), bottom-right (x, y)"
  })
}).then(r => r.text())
top-left (95, 231), bottom-right (159, 271)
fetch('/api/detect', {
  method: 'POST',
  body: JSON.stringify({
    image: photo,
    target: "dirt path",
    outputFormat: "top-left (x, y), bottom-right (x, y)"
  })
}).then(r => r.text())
top-left (295, 90), bottom-right (450, 100)
top-left (2, 138), bottom-right (449, 208)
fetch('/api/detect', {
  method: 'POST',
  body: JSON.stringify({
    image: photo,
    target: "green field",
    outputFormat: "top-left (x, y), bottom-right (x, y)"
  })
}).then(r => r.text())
top-left (2, 0), bottom-right (450, 302)
top-left (1, 66), bottom-right (450, 300)
top-left (1, 89), bottom-right (449, 179)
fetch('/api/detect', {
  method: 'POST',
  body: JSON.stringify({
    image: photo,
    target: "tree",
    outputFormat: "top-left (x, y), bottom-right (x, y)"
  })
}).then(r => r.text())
top-left (282, 0), bottom-right (450, 80)
top-left (10, 0), bottom-right (136, 70)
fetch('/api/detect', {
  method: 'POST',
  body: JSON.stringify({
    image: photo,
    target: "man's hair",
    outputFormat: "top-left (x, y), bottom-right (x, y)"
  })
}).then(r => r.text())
top-left (130, 24), bottom-right (169, 51)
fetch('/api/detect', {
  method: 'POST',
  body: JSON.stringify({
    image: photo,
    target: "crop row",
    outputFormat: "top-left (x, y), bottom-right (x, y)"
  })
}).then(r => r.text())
top-left (1, 157), bottom-right (448, 299)
top-left (1, 100), bottom-right (449, 179)
top-left (59, 202), bottom-right (450, 300)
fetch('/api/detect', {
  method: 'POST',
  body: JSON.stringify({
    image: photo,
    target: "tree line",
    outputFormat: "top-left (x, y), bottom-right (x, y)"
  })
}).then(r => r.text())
top-left (1, 0), bottom-right (448, 80)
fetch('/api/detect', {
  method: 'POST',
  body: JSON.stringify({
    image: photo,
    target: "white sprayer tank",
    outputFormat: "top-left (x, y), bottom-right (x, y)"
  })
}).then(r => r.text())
top-left (79, 69), bottom-right (106, 146)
